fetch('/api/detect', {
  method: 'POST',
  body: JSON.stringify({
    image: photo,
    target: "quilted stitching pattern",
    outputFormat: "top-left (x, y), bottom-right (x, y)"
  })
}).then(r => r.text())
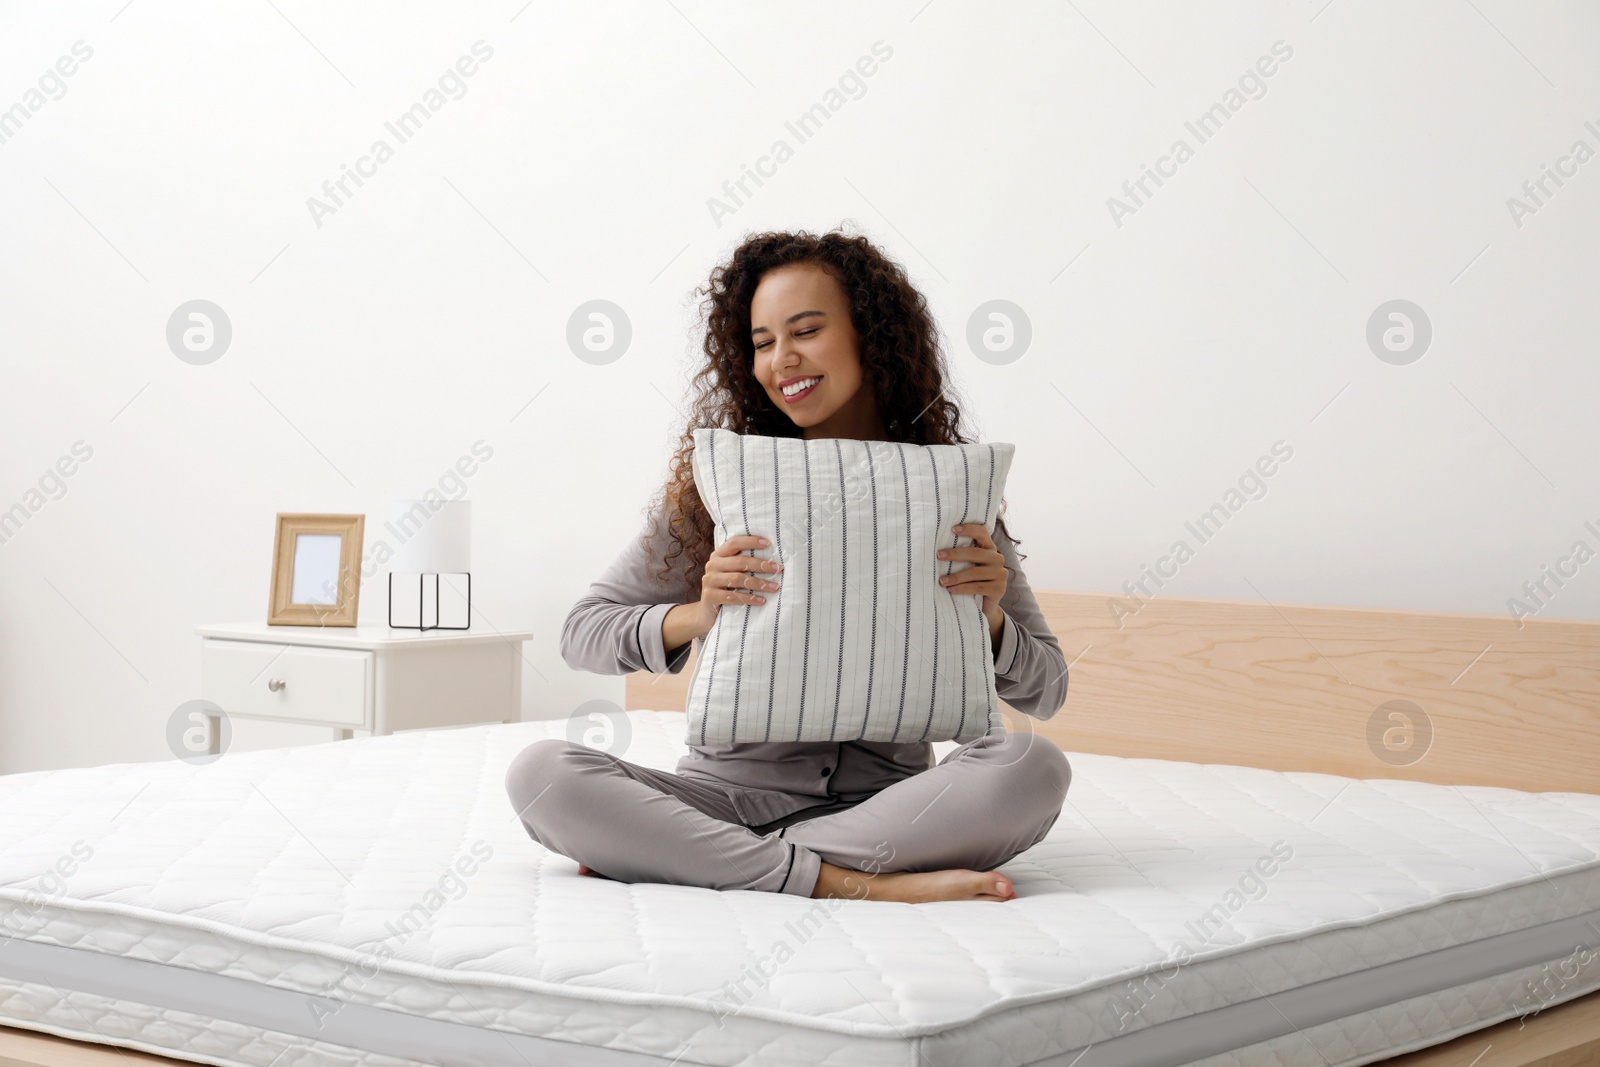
top-left (1, 711), bottom-right (1596, 1067)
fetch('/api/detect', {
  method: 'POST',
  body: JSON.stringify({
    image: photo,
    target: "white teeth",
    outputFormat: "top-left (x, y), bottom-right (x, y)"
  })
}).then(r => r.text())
top-left (782, 377), bottom-right (819, 397)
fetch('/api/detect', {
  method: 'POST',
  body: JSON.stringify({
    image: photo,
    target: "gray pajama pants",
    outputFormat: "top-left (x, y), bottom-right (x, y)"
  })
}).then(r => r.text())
top-left (503, 731), bottom-right (1072, 898)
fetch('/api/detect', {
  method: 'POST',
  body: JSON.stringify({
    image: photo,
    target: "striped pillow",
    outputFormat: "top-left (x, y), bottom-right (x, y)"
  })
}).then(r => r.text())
top-left (684, 428), bottom-right (1016, 745)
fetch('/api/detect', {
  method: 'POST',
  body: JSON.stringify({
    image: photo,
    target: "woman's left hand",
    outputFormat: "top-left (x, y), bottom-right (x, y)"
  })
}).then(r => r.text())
top-left (937, 523), bottom-right (1008, 640)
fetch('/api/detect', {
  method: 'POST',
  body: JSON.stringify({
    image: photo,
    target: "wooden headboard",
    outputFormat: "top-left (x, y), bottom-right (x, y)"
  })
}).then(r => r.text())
top-left (627, 591), bottom-right (1600, 794)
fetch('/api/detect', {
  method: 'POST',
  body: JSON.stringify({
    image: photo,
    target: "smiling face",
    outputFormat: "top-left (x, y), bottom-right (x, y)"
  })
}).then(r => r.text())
top-left (749, 262), bottom-right (888, 441)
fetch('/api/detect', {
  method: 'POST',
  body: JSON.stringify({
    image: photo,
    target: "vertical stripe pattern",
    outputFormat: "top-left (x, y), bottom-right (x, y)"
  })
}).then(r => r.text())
top-left (729, 443), bottom-right (751, 741)
top-left (764, 442), bottom-right (782, 741)
top-left (829, 440), bottom-right (847, 740)
top-left (685, 429), bottom-right (1015, 746)
top-left (796, 444), bottom-right (814, 740)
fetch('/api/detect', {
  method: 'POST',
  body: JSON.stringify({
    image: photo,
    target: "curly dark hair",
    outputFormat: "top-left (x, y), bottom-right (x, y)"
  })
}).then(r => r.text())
top-left (643, 226), bottom-right (1021, 587)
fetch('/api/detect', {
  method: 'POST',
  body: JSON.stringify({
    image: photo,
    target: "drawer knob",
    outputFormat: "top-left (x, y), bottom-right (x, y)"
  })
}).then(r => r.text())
top-left (267, 678), bottom-right (287, 692)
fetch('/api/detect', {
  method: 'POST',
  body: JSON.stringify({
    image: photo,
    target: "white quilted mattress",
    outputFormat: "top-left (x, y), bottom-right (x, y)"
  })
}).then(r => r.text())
top-left (1, 710), bottom-right (1598, 1067)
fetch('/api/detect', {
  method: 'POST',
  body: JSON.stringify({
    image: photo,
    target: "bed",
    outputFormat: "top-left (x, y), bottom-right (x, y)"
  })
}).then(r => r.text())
top-left (1, 591), bottom-right (1596, 1067)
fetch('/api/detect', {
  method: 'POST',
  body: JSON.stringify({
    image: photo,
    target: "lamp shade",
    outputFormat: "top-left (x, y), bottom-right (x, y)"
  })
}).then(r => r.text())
top-left (387, 499), bottom-right (471, 573)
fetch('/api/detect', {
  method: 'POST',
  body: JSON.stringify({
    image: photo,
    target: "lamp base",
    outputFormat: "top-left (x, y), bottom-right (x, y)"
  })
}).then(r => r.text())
top-left (388, 572), bottom-right (471, 631)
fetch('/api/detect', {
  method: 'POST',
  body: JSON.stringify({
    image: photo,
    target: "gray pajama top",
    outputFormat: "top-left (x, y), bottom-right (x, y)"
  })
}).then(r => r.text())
top-left (560, 498), bottom-right (1070, 827)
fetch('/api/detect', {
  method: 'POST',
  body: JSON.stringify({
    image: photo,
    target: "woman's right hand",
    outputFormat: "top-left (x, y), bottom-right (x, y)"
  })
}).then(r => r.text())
top-left (687, 533), bottom-right (781, 639)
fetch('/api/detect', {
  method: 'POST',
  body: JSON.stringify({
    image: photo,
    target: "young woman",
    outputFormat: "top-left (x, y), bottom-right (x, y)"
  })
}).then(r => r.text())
top-left (505, 230), bottom-right (1071, 904)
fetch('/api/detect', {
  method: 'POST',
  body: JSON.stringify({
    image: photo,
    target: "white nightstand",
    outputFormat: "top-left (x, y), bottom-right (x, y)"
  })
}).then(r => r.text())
top-left (195, 622), bottom-right (533, 751)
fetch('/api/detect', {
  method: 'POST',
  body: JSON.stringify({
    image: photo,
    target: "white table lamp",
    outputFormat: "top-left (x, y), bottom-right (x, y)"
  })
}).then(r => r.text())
top-left (387, 499), bottom-right (472, 630)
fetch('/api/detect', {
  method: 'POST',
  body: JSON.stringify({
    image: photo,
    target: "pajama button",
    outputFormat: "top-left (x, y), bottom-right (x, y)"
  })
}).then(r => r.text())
top-left (820, 767), bottom-right (831, 777)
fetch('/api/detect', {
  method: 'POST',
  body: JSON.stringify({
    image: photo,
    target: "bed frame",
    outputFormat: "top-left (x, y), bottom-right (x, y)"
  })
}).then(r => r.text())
top-left (4, 592), bottom-right (1596, 1066)
top-left (623, 591), bottom-right (1600, 1066)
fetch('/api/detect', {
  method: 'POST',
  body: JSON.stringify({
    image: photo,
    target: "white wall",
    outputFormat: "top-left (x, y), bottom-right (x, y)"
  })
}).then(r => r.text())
top-left (2, 1), bottom-right (1596, 773)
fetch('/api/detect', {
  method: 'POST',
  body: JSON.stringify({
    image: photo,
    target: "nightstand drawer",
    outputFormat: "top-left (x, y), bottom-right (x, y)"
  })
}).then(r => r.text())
top-left (202, 639), bottom-right (372, 728)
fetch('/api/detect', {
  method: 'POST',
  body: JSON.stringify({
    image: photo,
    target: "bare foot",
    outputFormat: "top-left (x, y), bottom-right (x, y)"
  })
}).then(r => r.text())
top-left (576, 863), bottom-right (617, 881)
top-left (811, 861), bottom-right (1015, 902)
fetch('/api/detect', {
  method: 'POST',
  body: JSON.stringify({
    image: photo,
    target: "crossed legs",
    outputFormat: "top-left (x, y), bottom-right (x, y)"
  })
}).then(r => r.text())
top-left (782, 730), bottom-right (1071, 900)
top-left (504, 730), bottom-right (1070, 901)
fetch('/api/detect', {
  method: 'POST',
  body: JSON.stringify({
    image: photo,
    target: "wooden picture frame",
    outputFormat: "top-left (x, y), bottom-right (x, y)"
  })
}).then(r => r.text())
top-left (4, 590), bottom-right (1593, 1067)
top-left (267, 512), bottom-right (365, 627)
